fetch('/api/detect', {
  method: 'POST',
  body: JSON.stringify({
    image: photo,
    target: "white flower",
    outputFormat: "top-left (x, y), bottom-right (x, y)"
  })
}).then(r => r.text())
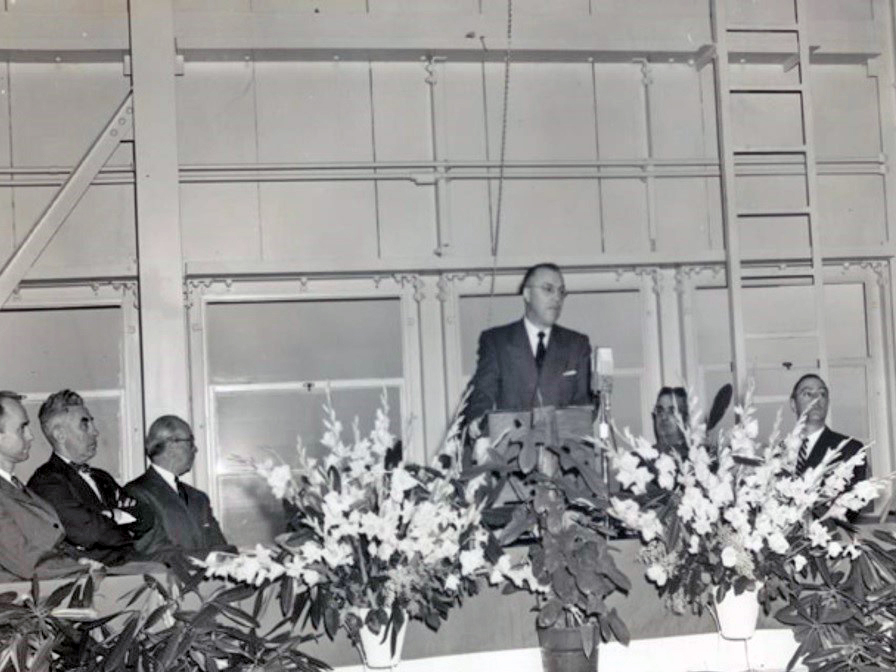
top-left (791, 555), bottom-right (807, 572)
top-left (767, 532), bottom-right (789, 555)
top-left (616, 452), bottom-right (654, 495)
top-left (473, 437), bottom-right (492, 463)
top-left (646, 563), bottom-right (668, 586)
top-left (827, 541), bottom-right (843, 558)
top-left (655, 453), bottom-right (677, 490)
top-left (609, 497), bottom-right (642, 529)
top-left (688, 535), bottom-right (700, 554)
top-left (389, 467), bottom-right (419, 501)
top-left (808, 521), bottom-right (831, 548)
top-left (637, 510), bottom-right (663, 542)
top-left (721, 546), bottom-right (737, 568)
top-left (266, 464), bottom-right (292, 499)
top-left (459, 548), bottom-right (485, 576)
top-left (444, 575), bottom-right (461, 592)
top-left (633, 437), bottom-right (659, 461)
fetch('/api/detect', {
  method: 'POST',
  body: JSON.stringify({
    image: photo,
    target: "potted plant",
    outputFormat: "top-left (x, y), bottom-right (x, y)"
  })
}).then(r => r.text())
top-left (601, 383), bottom-right (884, 641)
top-left (468, 413), bottom-right (631, 671)
top-left (201, 394), bottom-right (536, 670)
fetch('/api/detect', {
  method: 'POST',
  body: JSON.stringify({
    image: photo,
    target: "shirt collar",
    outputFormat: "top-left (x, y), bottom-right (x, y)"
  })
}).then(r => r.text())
top-left (0, 468), bottom-right (15, 486)
top-left (151, 463), bottom-right (179, 493)
top-left (523, 317), bottom-right (552, 355)
top-left (805, 426), bottom-right (825, 450)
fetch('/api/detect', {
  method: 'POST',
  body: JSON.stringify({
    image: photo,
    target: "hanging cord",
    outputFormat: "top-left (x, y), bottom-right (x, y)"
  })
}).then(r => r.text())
top-left (485, 0), bottom-right (513, 323)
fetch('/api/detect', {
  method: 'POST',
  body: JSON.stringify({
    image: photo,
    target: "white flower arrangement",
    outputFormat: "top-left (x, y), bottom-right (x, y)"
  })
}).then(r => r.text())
top-left (198, 392), bottom-right (537, 638)
top-left (602, 383), bottom-right (887, 613)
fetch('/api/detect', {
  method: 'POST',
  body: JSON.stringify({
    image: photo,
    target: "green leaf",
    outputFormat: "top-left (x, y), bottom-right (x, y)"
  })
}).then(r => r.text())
top-left (103, 613), bottom-right (140, 672)
top-left (579, 624), bottom-right (595, 658)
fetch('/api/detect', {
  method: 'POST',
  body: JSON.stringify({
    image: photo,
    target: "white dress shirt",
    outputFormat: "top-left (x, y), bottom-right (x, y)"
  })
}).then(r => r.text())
top-left (804, 426), bottom-right (824, 452)
top-left (151, 463), bottom-right (180, 494)
top-left (57, 454), bottom-right (103, 502)
top-left (523, 317), bottom-right (552, 357)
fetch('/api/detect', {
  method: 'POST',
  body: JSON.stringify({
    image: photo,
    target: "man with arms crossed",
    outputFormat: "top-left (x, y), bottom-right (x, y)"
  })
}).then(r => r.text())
top-left (28, 389), bottom-right (141, 565)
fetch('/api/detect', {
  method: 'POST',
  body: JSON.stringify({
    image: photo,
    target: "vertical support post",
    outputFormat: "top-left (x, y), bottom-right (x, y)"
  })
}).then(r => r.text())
top-left (129, 0), bottom-right (190, 423)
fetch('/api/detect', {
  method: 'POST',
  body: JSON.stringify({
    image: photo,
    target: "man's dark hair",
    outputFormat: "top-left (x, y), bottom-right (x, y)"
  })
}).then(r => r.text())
top-left (0, 391), bottom-right (24, 433)
top-left (790, 374), bottom-right (827, 401)
top-left (146, 415), bottom-right (191, 461)
top-left (38, 389), bottom-right (85, 445)
top-left (655, 386), bottom-right (689, 421)
top-left (518, 262), bottom-right (563, 295)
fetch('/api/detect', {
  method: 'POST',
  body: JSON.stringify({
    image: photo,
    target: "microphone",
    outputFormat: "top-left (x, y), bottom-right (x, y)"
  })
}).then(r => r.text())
top-left (593, 347), bottom-right (614, 439)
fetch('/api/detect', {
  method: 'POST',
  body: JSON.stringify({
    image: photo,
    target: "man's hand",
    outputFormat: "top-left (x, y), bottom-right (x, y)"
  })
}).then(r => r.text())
top-left (115, 493), bottom-right (136, 510)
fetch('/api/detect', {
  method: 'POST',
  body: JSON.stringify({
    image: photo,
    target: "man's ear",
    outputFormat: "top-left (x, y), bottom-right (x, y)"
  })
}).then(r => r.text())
top-left (521, 286), bottom-right (531, 305)
top-left (51, 424), bottom-right (66, 447)
top-left (789, 397), bottom-right (797, 415)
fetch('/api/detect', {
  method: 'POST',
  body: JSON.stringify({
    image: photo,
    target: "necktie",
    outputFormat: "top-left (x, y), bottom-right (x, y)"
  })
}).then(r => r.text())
top-left (10, 475), bottom-right (24, 490)
top-left (74, 462), bottom-right (91, 474)
top-left (176, 479), bottom-right (188, 505)
top-left (796, 437), bottom-right (809, 474)
top-left (535, 331), bottom-right (546, 370)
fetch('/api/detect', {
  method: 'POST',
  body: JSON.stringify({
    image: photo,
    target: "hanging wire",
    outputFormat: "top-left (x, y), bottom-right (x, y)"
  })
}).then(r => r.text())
top-left (485, 0), bottom-right (513, 323)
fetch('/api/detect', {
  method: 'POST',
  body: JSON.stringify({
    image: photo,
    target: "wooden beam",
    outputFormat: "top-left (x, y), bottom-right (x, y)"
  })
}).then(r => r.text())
top-left (0, 92), bottom-right (132, 308)
top-left (129, 0), bottom-right (190, 424)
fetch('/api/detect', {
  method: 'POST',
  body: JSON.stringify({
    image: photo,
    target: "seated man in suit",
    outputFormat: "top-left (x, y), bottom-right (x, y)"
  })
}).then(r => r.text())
top-left (466, 262), bottom-right (592, 426)
top-left (791, 374), bottom-right (866, 488)
top-left (28, 389), bottom-right (141, 565)
top-left (0, 391), bottom-right (84, 579)
top-left (126, 415), bottom-right (233, 561)
top-left (653, 386), bottom-right (689, 459)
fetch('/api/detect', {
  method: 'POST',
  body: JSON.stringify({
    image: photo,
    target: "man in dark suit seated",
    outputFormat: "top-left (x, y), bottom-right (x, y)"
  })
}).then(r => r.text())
top-left (126, 415), bottom-right (234, 561)
top-left (0, 391), bottom-right (86, 579)
top-left (791, 374), bottom-right (866, 487)
top-left (466, 262), bottom-right (592, 428)
top-left (28, 389), bottom-right (141, 566)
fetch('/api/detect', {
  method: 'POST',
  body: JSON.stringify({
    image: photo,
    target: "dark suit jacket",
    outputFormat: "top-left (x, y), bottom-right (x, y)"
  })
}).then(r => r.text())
top-left (0, 477), bottom-right (80, 580)
top-left (125, 467), bottom-right (231, 560)
top-left (802, 426), bottom-right (867, 486)
top-left (27, 453), bottom-right (137, 564)
top-left (467, 319), bottom-right (592, 422)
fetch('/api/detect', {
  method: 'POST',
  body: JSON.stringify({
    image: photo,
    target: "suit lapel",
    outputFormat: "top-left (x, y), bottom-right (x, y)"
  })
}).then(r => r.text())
top-left (50, 454), bottom-right (106, 507)
top-left (145, 469), bottom-right (204, 544)
top-left (509, 320), bottom-right (537, 377)
top-left (0, 477), bottom-right (61, 526)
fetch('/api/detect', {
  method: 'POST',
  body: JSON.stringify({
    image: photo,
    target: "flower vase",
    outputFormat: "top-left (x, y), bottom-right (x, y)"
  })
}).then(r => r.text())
top-left (357, 613), bottom-right (408, 671)
top-left (714, 586), bottom-right (760, 640)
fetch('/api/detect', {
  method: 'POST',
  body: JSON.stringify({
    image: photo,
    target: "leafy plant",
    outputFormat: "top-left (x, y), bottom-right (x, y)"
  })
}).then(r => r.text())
top-left (469, 413), bottom-right (631, 657)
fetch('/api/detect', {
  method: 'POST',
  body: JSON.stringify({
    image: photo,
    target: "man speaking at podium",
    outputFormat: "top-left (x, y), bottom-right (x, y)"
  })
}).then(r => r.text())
top-left (466, 263), bottom-right (592, 427)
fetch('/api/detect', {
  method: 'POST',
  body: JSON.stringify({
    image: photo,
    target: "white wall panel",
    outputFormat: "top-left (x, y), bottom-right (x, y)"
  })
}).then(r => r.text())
top-left (738, 215), bottom-right (809, 253)
top-left (180, 183), bottom-right (261, 262)
top-left (480, 0), bottom-right (589, 14)
top-left (595, 64), bottom-right (646, 159)
top-left (725, 0), bottom-right (795, 24)
top-left (9, 63), bottom-right (130, 168)
top-left (809, 0), bottom-right (874, 20)
top-left (811, 65), bottom-right (881, 158)
top-left (730, 92), bottom-right (804, 149)
top-left (484, 63), bottom-right (596, 161)
top-left (735, 174), bottom-right (806, 212)
top-left (371, 0), bottom-right (477, 13)
top-left (446, 180), bottom-right (491, 257)
top-left (249, 0), bottom-right (365, 11)
top-left (649, 64), bottom-right (711, 159)
top-left (175, 0), bottom-right (249, 9)
top-left (176, 61), bottom-right (258, 165)
top-left (818, 174), bottom-right (887, 247)
top-left (487, 180), bottom-right (600, 258)
top-left (11, 185), bottom-right (136, 273)
top-left (370, 62), bottom-right (430, 160)
top-left (7, 0), bottom-right (126, 11)
top-left (254, 62), bottom-right (373, 163)
top-left (441, 63), bottom-right (488, 161)
top-left (0, 190), bottom-right (12, 264)
top-left (601, 180), bottom-right (649, 253)
top-left (654, 178), bottom-right (714, 252)
top-left (259, 182), bottom-right (377, 260)
top-left (377, 181), bottom-right (436, 258)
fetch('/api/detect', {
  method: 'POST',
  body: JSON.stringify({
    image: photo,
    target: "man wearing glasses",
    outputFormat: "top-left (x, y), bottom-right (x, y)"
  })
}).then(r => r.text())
top-left (125, 415), bottom-right (232, 561)
top-left (467, 262), bottom-right (592, 426)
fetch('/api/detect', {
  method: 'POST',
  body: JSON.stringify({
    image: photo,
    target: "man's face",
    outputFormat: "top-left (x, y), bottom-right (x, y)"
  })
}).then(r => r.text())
top-left (523, 267), bottom-right (566, 329)
top-left (0, 399), bottom-right (33, 468)
top-left (57, 404), bottom-right (99, 464)
top-left (791, 376), bottom-right (829, 426)
top-left (164, 422), bottom-right (197, 477)
top-left (653, 393), bottom-right (686, 447)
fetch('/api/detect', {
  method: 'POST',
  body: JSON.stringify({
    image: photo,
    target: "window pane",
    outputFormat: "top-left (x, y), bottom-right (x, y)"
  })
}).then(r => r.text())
top-left (214, 386), bottom-right (402, 471)
top-left (206, 299), bottom-right (403, 383)
top-left (0, 307), bottom-right (122, 391)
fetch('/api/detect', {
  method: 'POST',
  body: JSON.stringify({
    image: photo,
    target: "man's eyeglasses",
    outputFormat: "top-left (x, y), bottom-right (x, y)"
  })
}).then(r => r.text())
top-left (169, 437), bottom-right (197, 450)
top-left (527, 283), bottom-right (568, 298)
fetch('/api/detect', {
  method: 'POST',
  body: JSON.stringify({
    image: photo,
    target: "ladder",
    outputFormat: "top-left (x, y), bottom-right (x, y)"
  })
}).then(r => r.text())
top-left (710, 0), bottom-right (828, 396)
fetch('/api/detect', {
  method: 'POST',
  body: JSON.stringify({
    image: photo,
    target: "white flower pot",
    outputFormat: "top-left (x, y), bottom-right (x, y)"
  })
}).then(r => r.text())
top-left (714, 586), bottom-right (760, 640)
top-left (357, 611), bottom-right (408, 671)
